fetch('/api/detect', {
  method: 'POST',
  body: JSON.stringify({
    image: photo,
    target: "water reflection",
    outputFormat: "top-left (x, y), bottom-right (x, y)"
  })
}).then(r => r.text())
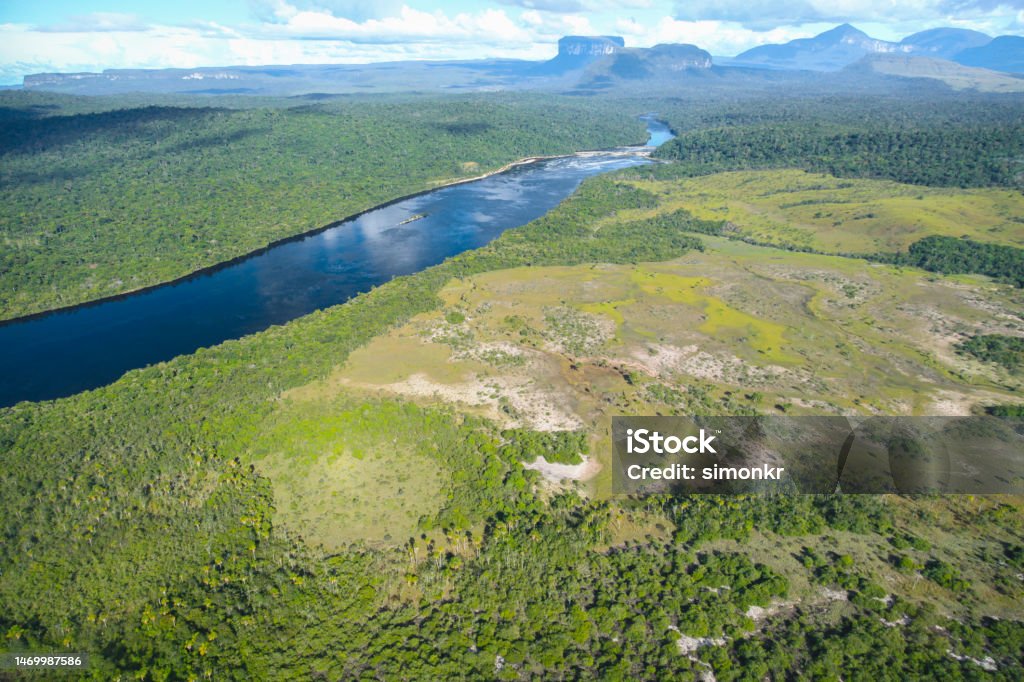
top-left (0, 127), bottom-right (670, 406)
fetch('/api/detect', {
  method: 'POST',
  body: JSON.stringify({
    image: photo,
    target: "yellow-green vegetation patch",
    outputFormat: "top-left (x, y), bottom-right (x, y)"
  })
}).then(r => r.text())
top-left (579, 298), bottom-right (634, 330)
top-left (629, 269), bottom-right (796, 363)
top-left (342, 327), bottom-right (483, 386)
top-left (245, 401), bottom-right (446, 550)
top-left (292, 238), bottom-right (1023, 494)
top-left (257, 446), bottom-right (443, 551)
top-left (626, 169), bottom-right (1024, 254)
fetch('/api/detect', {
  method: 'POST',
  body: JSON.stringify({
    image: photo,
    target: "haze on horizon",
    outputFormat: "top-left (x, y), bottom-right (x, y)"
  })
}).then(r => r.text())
top-left (0, 0), bottom-right (1022, 85)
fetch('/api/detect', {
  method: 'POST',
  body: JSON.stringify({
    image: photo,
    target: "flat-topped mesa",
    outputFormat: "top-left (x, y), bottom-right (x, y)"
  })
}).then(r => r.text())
top-left (533, 36), bottom-right (627, 75)
top-left (538, 37), bottom-right (711, 79)
top-left (558, 35), bottom-right (625, 58)
top-left (643, 44), bottom-right (713, 70)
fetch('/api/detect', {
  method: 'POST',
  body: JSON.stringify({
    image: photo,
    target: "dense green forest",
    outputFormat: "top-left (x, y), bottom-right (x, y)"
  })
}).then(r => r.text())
top-left (0, 91), bottom-right (646, 319)
top-left (652, 98), bottom-right (1024, 188)
top-left (653, 95), bottom-right (1024, 135)
top-left (892, 235), bottom-right (1024, 287)
top-left (957, 334), bottom-right (1024, 372)
top-left (2, 162), bottom-right (1022, 678)
top-left (654, 123), bottom-right (1024, 187)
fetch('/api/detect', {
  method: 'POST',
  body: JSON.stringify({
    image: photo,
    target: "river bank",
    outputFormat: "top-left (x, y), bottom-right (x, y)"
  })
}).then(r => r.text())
top-left (1, 146), bottom-right (654, 329)
top-left (0, 123), bottom-right (670, 406)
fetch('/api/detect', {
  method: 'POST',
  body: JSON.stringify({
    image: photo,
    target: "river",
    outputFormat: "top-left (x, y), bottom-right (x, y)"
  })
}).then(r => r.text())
top-left (0, 117), bottom-right (673, 407)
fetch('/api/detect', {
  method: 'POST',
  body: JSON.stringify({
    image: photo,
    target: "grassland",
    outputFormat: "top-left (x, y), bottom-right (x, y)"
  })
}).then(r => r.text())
top-left (281, 237), bottom-right (1022, 509)
top-left (246, 399), bottom-right (446, 550)
top-left (620, 169), bottom-right (1024, 253)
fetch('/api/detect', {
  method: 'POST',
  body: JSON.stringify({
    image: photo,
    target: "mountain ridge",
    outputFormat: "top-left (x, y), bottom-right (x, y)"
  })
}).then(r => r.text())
top-left (17, 27), bottom-right (1024, 96)
top-left (955, 35), bottom-right (1024, 73)
top-left (732, 24), bottom-right (1024, 73)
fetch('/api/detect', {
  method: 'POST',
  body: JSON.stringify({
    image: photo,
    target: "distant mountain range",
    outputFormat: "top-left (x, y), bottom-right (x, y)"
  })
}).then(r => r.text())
top-left (955, 36), bottom-right (1024, 74)
top-left (729, 24), bottom-right (1023, 73)
top-left (17, 25), bottom-right (1022, 97)
top-left (20, 34), bottom-right (713, 96)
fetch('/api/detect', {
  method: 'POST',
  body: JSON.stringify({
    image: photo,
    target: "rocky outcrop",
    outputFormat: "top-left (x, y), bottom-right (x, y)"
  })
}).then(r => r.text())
top-left (533, 36), bottom-right (626, 75)
top-left (643, 44), bottom-right (713, 71)
top-left (558, 36), bottom-right (625, 58)
top-left (589, 44), bottom-right (712, 81)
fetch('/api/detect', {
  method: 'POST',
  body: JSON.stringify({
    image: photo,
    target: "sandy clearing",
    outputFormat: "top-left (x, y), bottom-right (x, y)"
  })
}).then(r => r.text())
top-left (522, 454), bottom-right (601, 483)
top-left (668, 626), bottom-right (727, 656)
top-left (928, 388), bottom-right (1015, 416)
top-left (620, 343), bottom-right (793, 388)
top-left (340, 372), bottom-right (583, 432)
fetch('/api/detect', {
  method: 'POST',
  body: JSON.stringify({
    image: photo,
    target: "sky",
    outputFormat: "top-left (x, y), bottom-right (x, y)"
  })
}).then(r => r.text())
top-left (1, 0), bottom-right (1022, 85)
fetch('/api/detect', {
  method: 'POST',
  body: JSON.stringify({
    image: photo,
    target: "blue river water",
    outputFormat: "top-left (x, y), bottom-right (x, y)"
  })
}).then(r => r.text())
top-left (0, 118), bottom-right (673, 406)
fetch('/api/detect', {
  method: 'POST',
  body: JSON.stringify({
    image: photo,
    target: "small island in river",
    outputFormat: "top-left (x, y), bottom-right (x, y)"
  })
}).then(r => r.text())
top-left (398, 213), bottom-right (427, 226)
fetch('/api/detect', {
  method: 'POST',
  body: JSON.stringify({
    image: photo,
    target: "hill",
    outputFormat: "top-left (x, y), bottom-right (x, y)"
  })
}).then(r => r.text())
top-left (848, 54), bottom-right (1024, 93)
top-left (899, 28), bottom-right (992, 59)
top-left (955, 35), bottom-right (1024, 73)
top-left (732, 23), bottom-right (1022, 74)
top-left (733, 24), bottom-right (905, 71)
top-left (586, 43), bottom-right (712, 81)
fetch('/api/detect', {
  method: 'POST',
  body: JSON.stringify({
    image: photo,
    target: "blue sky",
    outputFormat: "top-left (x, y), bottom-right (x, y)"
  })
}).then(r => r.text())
top-left (1, 1), bottom-right (1022, 84)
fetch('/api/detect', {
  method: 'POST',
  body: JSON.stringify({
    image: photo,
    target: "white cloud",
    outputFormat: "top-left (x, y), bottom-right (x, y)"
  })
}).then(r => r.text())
top-left (4, 0), bottom-right (1024, 85)
top-left (242, 5), bottom-right (535, 44)
top-left (615, 17), bottom-right (645, 35)
top-left (521, 10), bottom-right (544, 26)
top-left (497, 0), bottom-right (654, 10)
top-left (249, 0), bottom-right (405, 23)
top-left (503, 8), bottom-right (597, 38)
top-left (561, 15), bottom-right (597, 34)
top-left (0, 6), bottom-right (558, 85)
top-left (614, 17), bottom-right (825, 55)
top-left (38, 12), bottom-right (150, 33)
top-left (671, 0), bottom-right (1024, 31)
top-left (496, 0), bottom-right (588, 11)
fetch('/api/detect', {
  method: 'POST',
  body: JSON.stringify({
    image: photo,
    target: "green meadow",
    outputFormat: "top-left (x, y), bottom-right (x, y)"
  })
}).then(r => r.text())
top-left (620, 169), bottom-right (1024, 254)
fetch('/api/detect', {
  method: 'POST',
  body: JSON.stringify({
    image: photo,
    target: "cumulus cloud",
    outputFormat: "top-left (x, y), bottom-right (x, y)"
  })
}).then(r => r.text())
top-left (672, 0), bottom-right (1024, 30)
top-left (620, 17), bottom-right (823, 54)
top-left (37, 12), bottom-right (150, 33)
top-left (254, 6), bottom-right (533, 44)
top-left (249, 0), bottom-right (405, 23)
top-left (4, 0), bottom-right (1023, 85)
top-left (0, 5), bottom-right (559, 85)
top-left (497, 0), bottom-right (653, 11)
top-left (496, 0), bottom-right (588, 11)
